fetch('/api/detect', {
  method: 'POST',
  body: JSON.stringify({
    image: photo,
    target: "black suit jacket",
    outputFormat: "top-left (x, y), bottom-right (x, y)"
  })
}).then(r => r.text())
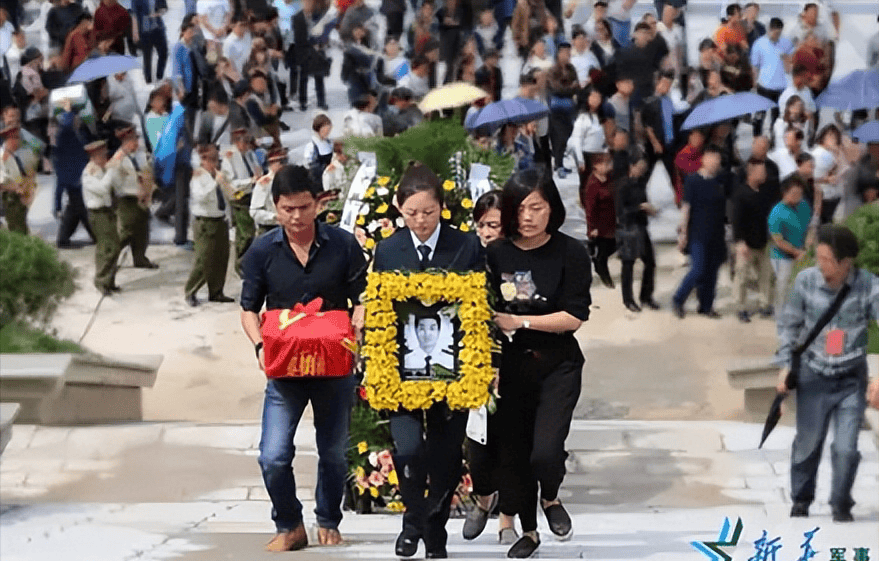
top-left (373, 223), bottom-right (482, 273)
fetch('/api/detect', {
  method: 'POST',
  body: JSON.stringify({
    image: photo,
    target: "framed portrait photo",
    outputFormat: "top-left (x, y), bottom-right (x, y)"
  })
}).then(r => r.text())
top-left (361, 271), bottom-right (494, 411)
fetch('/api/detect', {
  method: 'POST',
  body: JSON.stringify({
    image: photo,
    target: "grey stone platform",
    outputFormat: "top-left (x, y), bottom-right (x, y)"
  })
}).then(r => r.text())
top-left (0, 404), bottom-right (19, 456)
top-left (0, 354), bottom-right (162, 425)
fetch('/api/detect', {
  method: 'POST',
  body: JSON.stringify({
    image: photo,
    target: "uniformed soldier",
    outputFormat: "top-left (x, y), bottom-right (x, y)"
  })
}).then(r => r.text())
top-left (220, 127), bottom-right (260, 272)
top-left (0, 125), bottom-right (36, 234)
top-left (185, 145), bottom-right (234, 307)
top-left (81, 140), bottom-right (121, 296)
top-left (249, 147), bottom-right (288, 236)
top-left (108, 125), bottom-right (159, 269)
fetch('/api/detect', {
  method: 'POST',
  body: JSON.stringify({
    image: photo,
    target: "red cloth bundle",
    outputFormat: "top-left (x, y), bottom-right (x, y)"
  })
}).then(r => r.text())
top-left (260, 298), bottom-right (356, 379)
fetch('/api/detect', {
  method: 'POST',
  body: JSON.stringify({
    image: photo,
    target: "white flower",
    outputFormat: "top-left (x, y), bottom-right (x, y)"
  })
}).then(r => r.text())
top-left (395, 217), bottom-right (405, 228)
top-left (358, 203), bottom-right (370, 215)
top-left (376, 187), bottom-right (389, 197)
top-left (368, 220), bottom-right (380, 233)
top-left (368, 451), bottom-right (378, 467)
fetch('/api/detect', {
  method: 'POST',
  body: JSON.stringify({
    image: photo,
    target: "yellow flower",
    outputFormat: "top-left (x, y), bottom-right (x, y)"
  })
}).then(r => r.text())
top-left (441, 209), bottom-right (451, 220)
top-left (369, 486), bottom-right (379, 498)
top-left (356, 215), bottom-right (365, 226)
top-left (388, 470), bottom-right (399, 485)
top-left (364, 187), bottom-right (375, 198)
top-left (443, 180), bottom-right (455, 191)
top-left (459, 223), bottom-right (470, 232)
top-left (461, 198), bottom-right (473, 209)
top-left (386, 501), bottom-right (406, 512)
top-left (376, 203), bottom-right (389, 214)
top-left (355, 466), bottom-right (366, 479)
top-left (364, 238), bottom-right (376, 250)
top-left (381, 228), bottom-right (394, 238)
top-left (357, 441), bottom-right (368, 454)
top-left (377, 176), bottom-right (390, 186)
top-left (356, 484), bottom-right (365, 495)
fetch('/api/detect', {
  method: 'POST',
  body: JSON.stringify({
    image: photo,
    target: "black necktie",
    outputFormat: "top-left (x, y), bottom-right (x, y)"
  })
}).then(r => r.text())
top-left (13, 154), bottom-right (25, 176)
top-left (128, 154), bottom-right (140, 172)
top-left (425, 355), bottom-right (432, 375)
top-left (418, 244), bottom-right (431, 269)
top-left (241, 152), bottom-right (254, 177)
top-left (215, 185), bottom-right (226, 211)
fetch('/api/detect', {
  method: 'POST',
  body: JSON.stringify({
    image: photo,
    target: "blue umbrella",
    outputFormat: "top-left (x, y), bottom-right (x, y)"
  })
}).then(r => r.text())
top-left (681, 92), bottom-right (777, 130)
top-left (67, 54), bottom-right (142, 84)
top-left (467, 98), bottom-right (549, 131)
top-left (852, 121), bottom-right (879, 144)
top-left (816, 70), bottom-right (879, 111)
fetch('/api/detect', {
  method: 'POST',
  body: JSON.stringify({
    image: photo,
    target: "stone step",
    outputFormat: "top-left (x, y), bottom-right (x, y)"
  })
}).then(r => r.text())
top-left (0, 353), bottom-right (162, 425)
top-left (0, 403), bottom-right (20, 456)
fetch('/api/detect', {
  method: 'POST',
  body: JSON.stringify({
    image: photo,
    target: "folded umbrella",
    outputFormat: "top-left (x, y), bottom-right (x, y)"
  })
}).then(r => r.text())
top-left (681, 92), bottom-right (777, 131)
top-left (467, 98), bottom-right (549, 131)
top-left (67, 54), bottom-right (142, 84)
top-left (852, 121), bottom-right (879, 144)
top-left (816, 69), bottom-right (879, 111)
top-left (759, 392), bottom-right (786, 449)
top-left (419, 82), bottom-right (490, 114)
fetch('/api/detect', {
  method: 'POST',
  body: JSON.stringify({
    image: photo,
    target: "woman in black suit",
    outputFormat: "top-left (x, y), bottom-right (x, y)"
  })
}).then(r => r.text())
top-left (373, 162), bottom-right (483, 559)
top-left (486, 167), bottom-right (592, 558)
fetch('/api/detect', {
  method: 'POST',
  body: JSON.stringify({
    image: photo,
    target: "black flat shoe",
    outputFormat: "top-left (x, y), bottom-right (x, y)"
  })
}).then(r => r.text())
top-left (698, 310), bottom-right (722, 319)
top-left (426, 548), bottom-right (448, 558)
top-left (186, 293), bottom-right (200, 307)
top-left (624, 301), bottom-right (642, 313)
top-left (832, 507), bottom-right (854, 523)
top-left (463, 492), bottom-right (497, 540)
top-left (542, 501), bottom-right (572, 540)
top-left (640, 298), bottom-right (660, 310)
top-left (507, 533), bottom-right (539, 558)
top-left (672, 301), bottom-right (685, 319)
top-left (208, 294), bottom-right (235, 303)
top-left (790, 501), bottom-right (809, 517)
top-left (394, 532), bottom-right (419, 557)
top-left (134, 261), bottom-right (159, 269)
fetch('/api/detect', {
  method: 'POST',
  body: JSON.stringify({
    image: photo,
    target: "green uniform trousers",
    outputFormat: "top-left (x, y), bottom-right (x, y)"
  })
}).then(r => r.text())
top-left (185, 216), bottom-right (230, 299)
top-left (2, 192), bottom-right (29, 235)
top-left (88, 207), bottom-right (121, 292)
top-left (230, 195), bottom-right (255, 273)
top-left (117, 196), bottom-right (152, 267)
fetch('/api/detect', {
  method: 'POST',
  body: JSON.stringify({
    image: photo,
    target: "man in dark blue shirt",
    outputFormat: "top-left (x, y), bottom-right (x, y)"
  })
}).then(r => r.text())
top-left (673, 144), bottom-right (728, 318)
top-left (240, 164), bottom-right (367, 552)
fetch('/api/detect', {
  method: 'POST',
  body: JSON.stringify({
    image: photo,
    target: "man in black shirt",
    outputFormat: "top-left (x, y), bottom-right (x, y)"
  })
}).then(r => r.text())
top-left (240, 165), bottom-right (367, 552)
top-left (732, 158), bottom-right (774, 322)
top-left (46, 0), bottom-right (86, 51)
top-left (616, 22), bottom-right (664, 108)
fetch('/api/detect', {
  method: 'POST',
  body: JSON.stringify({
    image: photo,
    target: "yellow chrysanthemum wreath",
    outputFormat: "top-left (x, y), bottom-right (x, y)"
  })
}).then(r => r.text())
top-left (361, 271), bottom-right (494, 411)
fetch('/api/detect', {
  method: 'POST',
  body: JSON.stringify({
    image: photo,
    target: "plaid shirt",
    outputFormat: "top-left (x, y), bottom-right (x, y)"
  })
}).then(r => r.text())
top-left (779, 266), bottom-right (879, 377)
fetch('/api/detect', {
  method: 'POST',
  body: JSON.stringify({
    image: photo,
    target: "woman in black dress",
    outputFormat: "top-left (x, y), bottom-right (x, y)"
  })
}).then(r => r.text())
top-left (486, 167), bottom-right (592, 558)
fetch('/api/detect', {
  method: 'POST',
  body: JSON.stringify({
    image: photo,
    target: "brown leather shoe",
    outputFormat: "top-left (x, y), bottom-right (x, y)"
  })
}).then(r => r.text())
top-left (265, 524), bottom-right (308, 552)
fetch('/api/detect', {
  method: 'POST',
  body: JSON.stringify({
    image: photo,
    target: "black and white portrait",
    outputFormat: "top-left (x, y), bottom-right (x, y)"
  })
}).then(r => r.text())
top-left (395, 300), bottom-right (459, 381)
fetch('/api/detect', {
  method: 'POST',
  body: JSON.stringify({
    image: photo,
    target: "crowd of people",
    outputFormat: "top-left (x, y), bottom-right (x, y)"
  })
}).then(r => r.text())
top-left (2, 0), bottom-right (879, 559)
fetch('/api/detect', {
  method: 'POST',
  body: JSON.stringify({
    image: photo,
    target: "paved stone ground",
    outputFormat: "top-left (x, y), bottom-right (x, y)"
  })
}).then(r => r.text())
top-left (1, 420), bottom-right (877, 561)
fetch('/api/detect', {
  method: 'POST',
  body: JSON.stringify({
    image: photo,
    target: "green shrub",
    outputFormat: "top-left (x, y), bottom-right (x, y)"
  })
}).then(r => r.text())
top-left (0, 321), bottom-right (82, 353)
top-left (844, 204), bottom-right (879, 354)
top-left (0, 230), bottom-right (76, 330)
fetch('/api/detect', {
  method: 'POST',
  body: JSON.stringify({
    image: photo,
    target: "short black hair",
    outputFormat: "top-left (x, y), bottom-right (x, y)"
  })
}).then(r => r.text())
top-left (704, 144), bottom-right (724, 156)
top-left (726, 3), bottom-right (741, 17)
top-left (795, 152), bottom-right (814, 166)
top-left (816, 224), bottom-right (859, 261)
top-left (206, 87), bottom-right (229, 106)
top-left (473, 191), bottom-right (502, 223)
top-left (781, 174), bottom-right (806, 193)
top-left (272, 165), bottom-right (321, 203)
top-left (815, 123), bottom-right (841, 146)
top-left (634, 21), bottom-right (651, 32)
top-left (656, 69), bottom-right (675, 82)
top-left (699, 38), bottom-right (717, 51)
top-left (769, 17), bottom-right (783, 29)
top-left (519, 68), bottom-right (539, 86)
top-left (803, 2), bottom-right (818, 12)
top-left (413, 312), bottom-right (441, 329)
top-left (500, 166), bottom-right (566, 240)
top-left (395, 161), bottom-right (444, 207)
top-left (571, 25), bottom-right (586, 39)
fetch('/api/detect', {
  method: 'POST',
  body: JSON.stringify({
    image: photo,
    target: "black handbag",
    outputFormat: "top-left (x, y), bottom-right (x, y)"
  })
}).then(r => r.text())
top-left (615, 226), bottom-right (643, 261)
top-left (785, 280), bottom-right (852, 390)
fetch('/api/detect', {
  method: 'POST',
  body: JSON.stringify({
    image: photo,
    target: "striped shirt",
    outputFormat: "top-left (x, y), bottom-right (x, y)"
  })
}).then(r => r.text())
top-left (778, 266), bottom-right (879, 377)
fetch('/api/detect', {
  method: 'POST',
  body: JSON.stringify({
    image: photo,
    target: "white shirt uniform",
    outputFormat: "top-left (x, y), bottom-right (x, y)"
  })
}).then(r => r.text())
top-left (0, 145), bottom-right (25, 188)
top-left (568, 112), bottom-right (606, 167)
top-left (190, 167), bottom-right (227, 219)
top-left (571, 48), bottom-right (600, 87)
top-left (249, 171), bottom-right (278, 227)
top-left (220, 145), bottom-right (261, 199)
top-left (107, 149), bottom-right (148, 197)
top-left (769, 147), bottom-right (799, 180)
top-left (223, 32), bottom-right (252, 73)
top-left (342, 110), bottom-right (383, 138)
top-left (82, 162), bottom-right (117, 209)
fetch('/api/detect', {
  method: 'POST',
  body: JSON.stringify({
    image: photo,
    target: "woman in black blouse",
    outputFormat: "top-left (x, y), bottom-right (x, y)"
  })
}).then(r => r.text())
top-left (486, 167), bottom-right (592, 558)
top-left (615, 151), bottom-right (659, 312)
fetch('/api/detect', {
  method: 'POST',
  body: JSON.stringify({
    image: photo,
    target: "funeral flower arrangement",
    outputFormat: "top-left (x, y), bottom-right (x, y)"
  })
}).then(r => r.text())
top-left (361, 271), bottom-right (494, 411)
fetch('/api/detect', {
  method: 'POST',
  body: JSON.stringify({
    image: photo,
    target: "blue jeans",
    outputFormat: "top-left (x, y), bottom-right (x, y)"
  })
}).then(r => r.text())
top-left (673, 239), bottom-right (726, 313)
top-left (791, 360), bottom-right (867, 510)
top-left (608, 18), bottom-right (631, 48)
top-left (258, 375), bottom-right (355, 532)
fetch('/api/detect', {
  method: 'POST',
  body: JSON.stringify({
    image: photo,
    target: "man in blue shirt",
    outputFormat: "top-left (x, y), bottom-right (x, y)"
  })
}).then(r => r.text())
top-left (768, 174), bottom-right (813, 322)
top-left (750, 17), bottom-right (793, 136)
top-left (240, 164), bottom-right (367, 552)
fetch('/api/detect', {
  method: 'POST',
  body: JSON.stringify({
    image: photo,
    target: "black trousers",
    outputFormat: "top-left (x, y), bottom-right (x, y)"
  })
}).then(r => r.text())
top-left (140, 28), bottom-right (169, 83)
top-left (620, 226), bottom-right (656, 305)
top-left (754, 85), bottom-right (782, 138)
top-left (157, 165), bottom-right (192, 245)
top-left (466, 436), bottom-right (499, 497)
top-left (589, 236), bottom-right (617, 283)
top-left (386, 11), bottom-right (404, 40)
top-left (494, 341), bottom-right (582, 532)
top-left (298, 67), bottom-right (326, 109)
top-left (285, 44), bottom-right (299, 99)
top-left (390, 403), bottom-right (468, 552)
top-left (646, 142), bottom-right (676, 192)
top-left (549, 106), bottom-right (574, 170)
top-left (56, 187), bottom-right (94, 245)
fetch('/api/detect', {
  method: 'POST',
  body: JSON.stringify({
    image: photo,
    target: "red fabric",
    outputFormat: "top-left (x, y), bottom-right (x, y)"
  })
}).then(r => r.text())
top-left (260, 298), bottom-right (356, 379)
top-left (336, 0), bottom-right (357, 17)
top-left (94, 1), bottom-right (131, 55)
top-left (674, 145), bottom-right (704, 206)
top-left (580, 174), bottom-right (616, 239)
top-left (62, 29), bottom-right (95, 71)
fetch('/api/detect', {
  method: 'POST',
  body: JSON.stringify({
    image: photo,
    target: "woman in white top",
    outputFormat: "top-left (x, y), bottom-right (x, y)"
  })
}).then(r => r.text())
top-left (568, 86), bottom-right (607, 181)
top-left (521, 38), bottom-right (553, 76)
top-left (772, 95), bottom-right (810, 149)
top-left (811, 124), bottom-right (847, 224)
